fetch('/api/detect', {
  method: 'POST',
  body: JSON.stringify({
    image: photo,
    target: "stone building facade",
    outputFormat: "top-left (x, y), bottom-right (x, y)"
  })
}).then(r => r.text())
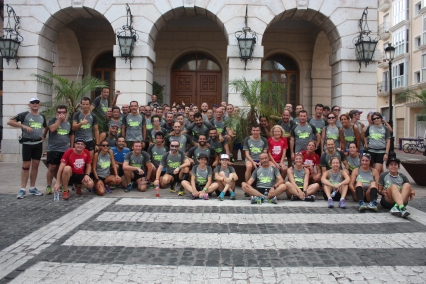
top-left (1, 0), bottom-right (378, 161)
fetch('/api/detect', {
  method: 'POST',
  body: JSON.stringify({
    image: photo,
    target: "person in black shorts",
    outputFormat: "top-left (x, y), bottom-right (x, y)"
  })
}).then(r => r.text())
top-left (8, 97), bottom-right (48, 199)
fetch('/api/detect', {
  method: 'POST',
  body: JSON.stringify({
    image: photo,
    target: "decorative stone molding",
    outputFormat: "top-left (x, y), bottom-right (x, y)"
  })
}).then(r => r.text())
top-left (297, 0), bottom-right (308, 9)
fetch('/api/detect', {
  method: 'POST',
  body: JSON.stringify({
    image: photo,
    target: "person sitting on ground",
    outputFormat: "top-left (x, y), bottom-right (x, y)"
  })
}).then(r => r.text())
top-left (378, 156), bottom-right (415, 218)
top-left (210, 154), bottom-right (238, 201)
top-left (181, 153), bottom-right (215, 200)
top-left (267, 125), bottom-right (288, 179)
top-left (147, 132), bottom-right (169, 182)
top-left (92, 140), bottom-right (121, 195)
top-left (243, 125), bottom-right (268, 182)
top-left (241, 153), bottom-right (287, 204)
top-left (122, 140), bottom-right (154, 192)
top-left (321, 156), bottom-right (350, 209)
top-left (53, 138), bottom-right (94, 200)
top-left (285, 152), bottom-right (318, 201)
top-left (154, 140), bottom-right (191, 195)
top-left (349, 153), bottom-right (380, 212)
top-left (301, 140), bottom-right (321, 184)
top-left (99, 123), bottom-right (119, 147)
top-left (111, 137), bottom-right (130, 188)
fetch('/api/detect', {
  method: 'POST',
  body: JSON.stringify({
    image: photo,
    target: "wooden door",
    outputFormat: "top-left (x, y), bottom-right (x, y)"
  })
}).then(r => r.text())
top-left (197, 72), bottom-right (221, 106)
top-left (171, 72), bottom-right (196, 105)
top-left (93, 68), bottom-right (115, 104)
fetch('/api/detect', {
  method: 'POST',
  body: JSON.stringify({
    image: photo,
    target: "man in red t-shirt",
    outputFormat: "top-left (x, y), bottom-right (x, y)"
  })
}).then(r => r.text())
top-left (54, 138), bottom-right (94, 200)
top-left (301, 140), bottom-right (321, 184)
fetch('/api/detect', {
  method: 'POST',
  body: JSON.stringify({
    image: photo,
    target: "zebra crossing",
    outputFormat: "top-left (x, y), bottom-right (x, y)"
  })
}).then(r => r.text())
top-left (6, 196), bottom-right (426, 283)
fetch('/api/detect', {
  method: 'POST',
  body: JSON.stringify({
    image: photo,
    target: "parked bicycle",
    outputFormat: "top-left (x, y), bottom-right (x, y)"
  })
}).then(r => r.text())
top-left (402, 137), bottom-right (425, 154)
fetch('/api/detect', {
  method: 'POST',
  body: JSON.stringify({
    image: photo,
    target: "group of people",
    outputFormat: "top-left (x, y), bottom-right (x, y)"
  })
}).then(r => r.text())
top-left (8, 90), bottom-right (415, 218)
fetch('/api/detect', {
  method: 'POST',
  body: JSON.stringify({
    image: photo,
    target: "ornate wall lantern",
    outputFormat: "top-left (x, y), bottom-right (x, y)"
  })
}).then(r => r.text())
top-left (353, 7), bottom-right (379, 73)
top-left (116, 3), bottom-right (138, 69)
top-left (235, 5), bottom-right (258, 70)
top-left (0, 5), bottom-right (24, 69)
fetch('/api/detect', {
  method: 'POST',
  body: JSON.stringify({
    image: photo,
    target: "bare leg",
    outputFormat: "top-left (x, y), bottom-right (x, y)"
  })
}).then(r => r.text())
top-left (61, 166), bottom-right (73, 191)
top-left (241, 182), bottom-right (264, 197)
top-left (46, 164), bottom-right (58, 186)
top-left (21, 161), bottom-right (31, 189)
top-left (245, 161), bottom-right (253, 183)
top-left (29, 160), bottom-right (40, 187)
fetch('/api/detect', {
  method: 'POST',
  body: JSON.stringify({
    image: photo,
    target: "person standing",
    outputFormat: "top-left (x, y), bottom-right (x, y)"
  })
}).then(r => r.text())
top-left (122, 101), bottom-right (147, 150)
top-left (308, 104), bottom-right (327, 156)
top-left (290, 110), bottom-right (320, 159)
top-left (45, 105), bottom-right (73, 195)
top-left (147, 94), bottom-right (159, 108)
top-left (91, 89), bottom-right (120, 117)
top-left (8, 97), bottom-right (48, 199)
top-left (243, 125), bottom-right (268, 182)
top-left (109, 106), bottom-right (123, 136)
top-left (72, 97), bottom-right (99, 158)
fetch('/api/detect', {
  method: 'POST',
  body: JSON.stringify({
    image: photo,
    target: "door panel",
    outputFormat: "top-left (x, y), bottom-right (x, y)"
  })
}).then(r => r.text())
top-left (171, 72), bottom-right (196, 105)
top-left (197, 72), bottom-right (221, 106)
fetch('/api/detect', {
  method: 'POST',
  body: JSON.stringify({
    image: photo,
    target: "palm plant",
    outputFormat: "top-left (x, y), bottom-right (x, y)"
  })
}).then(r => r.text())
top-left (33, 72), bottom-right (108, 121)
top-left (228, 77), bottom-right (286, 133)
top-left (397, 88), bottom-right (426, 119)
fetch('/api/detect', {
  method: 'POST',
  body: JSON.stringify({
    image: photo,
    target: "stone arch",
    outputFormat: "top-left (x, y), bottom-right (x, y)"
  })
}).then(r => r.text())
top-left (311, 31), bottom-right (332, 110)
top-left (52, 27), bottom-right (83, 80)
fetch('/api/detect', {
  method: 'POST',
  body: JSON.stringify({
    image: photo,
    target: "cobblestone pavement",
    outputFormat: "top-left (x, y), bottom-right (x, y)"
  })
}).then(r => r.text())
top-left (1, 195), bottom-right (426, 283)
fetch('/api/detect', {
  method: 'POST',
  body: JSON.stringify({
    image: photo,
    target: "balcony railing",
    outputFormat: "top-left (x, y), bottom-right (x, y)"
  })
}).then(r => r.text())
top-left (378, 81), bottom-right (389, 93)
top-left (379, 22), bottom-right (390, 37)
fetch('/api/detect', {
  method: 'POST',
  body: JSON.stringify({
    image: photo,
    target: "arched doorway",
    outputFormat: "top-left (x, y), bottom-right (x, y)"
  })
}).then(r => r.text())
top-left (171, 53), bottom-right (221, 106)
top-left (92, 52), bottom-right (115, 104)
top-left (261, 54), bottom-right (299, 108)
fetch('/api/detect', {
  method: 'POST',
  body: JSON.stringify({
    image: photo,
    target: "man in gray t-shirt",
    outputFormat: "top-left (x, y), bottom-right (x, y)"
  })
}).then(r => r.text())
top-left (241, 153), bottom-right (286, 204)
top-left (243, 125), bottom-right (268, 183)
top-left (122, 101), bottom-right (146, 150)
top-left (290, 110), bottom-right (320, 156)
top-left (73, 97), bottom-right (99, 155)
top-left (122, 141), bottom-right (153, 192)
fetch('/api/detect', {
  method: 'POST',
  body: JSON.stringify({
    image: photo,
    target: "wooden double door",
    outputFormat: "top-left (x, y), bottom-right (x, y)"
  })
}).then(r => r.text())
top-left (171, 71), bottom-right (221, 106)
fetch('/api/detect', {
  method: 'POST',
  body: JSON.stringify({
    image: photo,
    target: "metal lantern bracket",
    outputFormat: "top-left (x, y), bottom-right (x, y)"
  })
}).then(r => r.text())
top-left (115, 3), bottom-right (140, 69)
top-left (352, 7), bottom-right (379, 73)
top-left (235, 5), bottom-right (258, 70)
top-left (0, 5), bottom-right (24, 69)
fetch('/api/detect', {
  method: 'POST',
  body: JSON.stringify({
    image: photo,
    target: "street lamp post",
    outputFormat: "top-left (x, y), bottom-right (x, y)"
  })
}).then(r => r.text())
top-left (385, 44), bottom-right (396, 155)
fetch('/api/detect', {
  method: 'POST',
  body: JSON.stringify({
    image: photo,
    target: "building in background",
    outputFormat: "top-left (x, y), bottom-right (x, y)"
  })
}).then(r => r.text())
top-left (377, 0), bottom-right (426, 146)
top-left (1, 1), bottom-right (379, 161)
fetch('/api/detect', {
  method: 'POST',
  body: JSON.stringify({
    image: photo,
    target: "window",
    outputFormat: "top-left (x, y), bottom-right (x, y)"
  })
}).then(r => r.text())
top-left (416, 2), bottom-right (422, 16)
top-left (393, 0), bottom-right (410, 25)
top-left (414, 71), bottom-right (421, 83)
top-left (422, 54), bottom-right (426, 81)
top-left (382, 71), bottom-right (389, 92)
top-left (392, 60), bottom-right (409, 88)
top-left (393, 28), bottom-right (409, 57)
top-left (415, 36), bottom-right (422, 48)
top-left (423, 17), bottom-right (426, 44)
top-left (172, 53), bottom-right (220, 71)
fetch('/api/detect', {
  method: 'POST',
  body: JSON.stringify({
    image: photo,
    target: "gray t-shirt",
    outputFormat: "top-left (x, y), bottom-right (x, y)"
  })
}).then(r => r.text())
top-left (92, 96), bottom-right (108, 117)
top-left (320, 151), bottom-right (346, 170)
top-left (13, 111), bottom-right (47, 144)
top-left (342, 126), bottom-right (356, 151)
top-left (328, 170), bottom-right (343, 186)
top-left (108, 119), bottom-right (123, 136)
top-left (123, 114), bottom-right (146, 141)
top-left (147, 144), bottom-right (169, 168)
top-left (124, 151), bottom-right (151, 169)
top-left (309, 117), bottom-right (327, 135)
top-left (356, 168), bottom-right (374, 188)
top-left (145, 117), bottom-right (153, 132)
top-left (192, 165), bottom-right (212, 186)
top-left (292, 167), bottom-right (305, 188)
top-left (347, 154), bottom-right (361, 172)
top-left (208, 137), bottom-right (227, 155)
top-left (96, 152), bottom-right (112, 178)
top-left (210, 118), bottom-right (226, 135)
top-left (214, 165), bottom-right (236, 178)
top-left (251, 166), bottom-right (280, 189)
top-left (105, 133), bottom-right (117, 147)
top-left (73, 111), bottom-right (98, 142)
top-left (187, 146), bottom-right (216, 165)
top-left (48, 117), bottom-right (72, 152)
top-left (186, 121), bottom-right (212, 141)
top-left (323, 125), bottom-right (340, 151)
top-left (149, 127), bottom-right (166, 143)
top-left (290, 123), bottom-right (318, 153)
top-left (243, 136), bottom-right (268, 161)
top-left (160, 150), bottom-right (187, 174)
top-left (379, 171), bottom-right (409, 190)
top-left (365, 125), bottom-right (391, 153)
top-left (167, 134), bottom-right (193, 152)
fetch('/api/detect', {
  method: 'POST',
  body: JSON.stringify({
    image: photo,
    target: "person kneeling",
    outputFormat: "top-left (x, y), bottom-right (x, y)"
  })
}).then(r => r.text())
top-left (285, 152), bottom-right (319, 201)
top-left (92, 140), bottom-right (122, 195)
top-left (241, 153), bottom-right (286, 204)
top-left (210, 154), bottom-right (238, 201)
top-left (321, 156), bottom-right (350, 209)
top-left (181, 153), bottom-right (214, 199)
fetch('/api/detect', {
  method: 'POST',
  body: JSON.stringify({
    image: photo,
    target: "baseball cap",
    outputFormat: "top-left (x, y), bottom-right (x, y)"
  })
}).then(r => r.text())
top-left (109, 123), bottom-right (120, 128)
top-left (220, 154), bottom-right (229, 160)
top-left (74, 138), bottom-right (86, 145)
top-left (212, 104), bottom-right (218, 107)
top-left (386, 156), bottom-right (401, 167)
top-left (349, 110), bottom-right (363, 118)
top-left (197, 153), bottom-right (208, 160)
top-left (29, 97), bottom-right (40, 103)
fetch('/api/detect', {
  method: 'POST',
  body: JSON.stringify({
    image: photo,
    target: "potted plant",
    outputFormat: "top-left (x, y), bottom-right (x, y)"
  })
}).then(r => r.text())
top-left (397, 88), bottom-right (426, 186)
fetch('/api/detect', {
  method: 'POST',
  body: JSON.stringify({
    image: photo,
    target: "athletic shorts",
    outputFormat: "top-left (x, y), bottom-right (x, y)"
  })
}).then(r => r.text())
top-left (118, 165), bottom-right (124, 176)
top-left (22, 143), bottom-right (43, 162)
top-left (367, 151), bottom-right (385, 164)
top-left (132, 171), bottom-right (146, 182)
top-left (46, 151), bottom-right (64, 165)
top-left (380, 197), bottom-right (408, 209)
top-left (70, 173), bottom-right (85, 184)
top-left (255, 187), bottom-right (270, 195)
top-left (85, 140), bottom-right (95, 151)
top-left (233, 142), bottom-right (243, 150)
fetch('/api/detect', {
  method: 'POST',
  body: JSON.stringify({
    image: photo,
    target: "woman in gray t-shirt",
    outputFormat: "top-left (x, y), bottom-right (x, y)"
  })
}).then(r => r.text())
top-left (285, 153), bottom-right (318, 201)
top-left (92, 140), bottom-right (121, 195)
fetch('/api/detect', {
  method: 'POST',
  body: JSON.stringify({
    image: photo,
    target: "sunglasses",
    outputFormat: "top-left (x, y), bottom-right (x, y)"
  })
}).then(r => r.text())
top-left (328, 116), bottom-right (335, 119)
top-left (372, 117), bottom-right (381, 120)
top-left (30, 101), bottom-right (40, 104)
top-left (170, 145), bottom-right (179, 148)
top-left (334, 109), bottom-right (341, 111)
top-left (57, 111), bottom-right (66, 114)
top-left (362, 153), bottom-right (372, 159)
top-left (101, 144), bottom-right (109, 147)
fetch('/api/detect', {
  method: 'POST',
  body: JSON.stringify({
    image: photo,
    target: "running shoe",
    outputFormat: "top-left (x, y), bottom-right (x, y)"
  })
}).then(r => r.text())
top-left (244, 192), bottom-right (250, 197)
top-left (367, 200), bottom-right (378, 212)
top-left (358, 200), bottom-right (367, 212)
top-left (230, 192), bottom-right (236, 200)
top-left (304, 195), bottom-right (315, 202)
top-left (17, 189), bottom-right (26, 199)
top-left (251, 196), bottom-right (257, 204)
top-left (191, 193), bottom-right (197, 200)
top-left (125, 183), bottom-right (133, 192)
top-left (105, 185), bottom-right (112, 194)
top-left (256, 197), bottom-right (263, 205)
top-left (339, 198), bottom-right (346, 209)
top-left (178, 190), bottom-right (184, 196)
top-left (62, 191), bottom-right (69, 200)
top-left (400, 207), bottom-right (410, 218)
top-left (327, 198), bottom-right (334, 208)
top-left (170, 182), bottom-right (177, 193)
top-left (268, 196), bottom-right (278, 204)
top-left (291, 195), bottom-right (301, 201)
top-left (219, 193), bottom-right (225, 201)
top-left (29, 188), bottom-right (43, 196)
top-left (75, 186), bottom-right (82, 196)
top-left (45, 186), bottom-right (53, 195)
top-left (390, 206), bottom-right (401, 216)
top-left (110, 185), bottom-right (116, 190)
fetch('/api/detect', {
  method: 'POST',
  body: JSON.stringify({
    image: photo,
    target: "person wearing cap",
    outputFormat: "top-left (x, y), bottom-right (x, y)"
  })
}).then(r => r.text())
top-left (8, 97), bottom-right (48, 199)
top-left (242, 153), bottom-right (287, 204)
top-left (122, 140), bottom-right (154, 192)
top-left (349, 110), bottom-right (365, 153)
top-left (210, 154), bottom-right (238, 201)
top-left (45, 105), bottom-right (74, 195)
top-left (98, 123), bottom-right (119, 147)
top-left (378, 156), bottom-right (415, 218)
top-left (349, 152), bottom-right (380, 212)
top-left (53, 138), bottom-right (94, 200)
top-left (181, 153), bottom-right (215, 200)
top-left (72, 96), bottom-right (99, 158)
top-left (323, 106), bottom-right (331, 120)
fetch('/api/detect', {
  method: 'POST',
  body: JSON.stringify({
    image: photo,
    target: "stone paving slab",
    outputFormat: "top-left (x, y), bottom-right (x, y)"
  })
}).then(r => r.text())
top-left (10, 262), bottom-right (426, 283)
